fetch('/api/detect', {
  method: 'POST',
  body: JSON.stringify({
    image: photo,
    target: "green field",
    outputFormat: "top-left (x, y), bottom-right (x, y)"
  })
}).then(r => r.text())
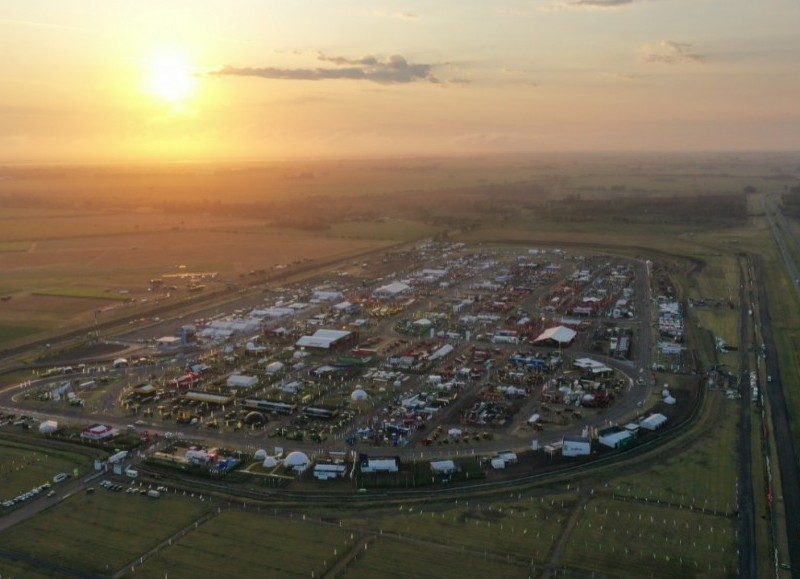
top-left (327, 220), bottom-right (442, 241)
top-left (139, 509), bottom-right (355, 578)
top-left (559, 497), bottom-right (737, 578)
top-left (343, 536), bottom-right (533, 579)
top-left (0, 490), bottom-right (210, 574)
top-left (32, 287), bottom-right (131, 301)
top-left (0, 324), bottom-right (42, 344)
top-left (342, 495), bottom-right (576, 563)
top-left (611, 393), bottom-right (739, 513)
top-left (0, 558), bottom-right (57, 579)
top-left (0, 439), bottom-right (97, 500)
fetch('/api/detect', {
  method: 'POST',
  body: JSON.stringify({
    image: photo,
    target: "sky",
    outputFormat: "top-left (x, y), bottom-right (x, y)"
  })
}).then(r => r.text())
top-left (1, 0), bottom-right (799, 163)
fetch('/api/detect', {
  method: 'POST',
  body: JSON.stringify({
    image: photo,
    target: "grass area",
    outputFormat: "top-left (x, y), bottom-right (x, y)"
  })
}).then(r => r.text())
top-left (0, 324), bottom-right (42, 344)
top-left (0, 490), bottom-right (210, 574)
top-left (356, 458), bottom-right (486, 489)
top-left (755, 229), bottom-right (800, 455)
top-left (343, 536), bottom-right (532, 579)
top-left (559, 497), bottom-right (737, 578)
top-left (327, 220), bottom-right (442, 241)
top-left (0, 438), bottom-right (96, 499)
top-left (0, 558), bottom-right (57, 579)
top-left (32, 287), bottom-right (130, 301)
top-left (0, 240), bottom-right (32, 252)
top-left (139, 509), bottom-right (354, 579)
top-left (693, 305), bottom-right (741, 370)
top-left (341, 495), bottom-right (575, 563)
top-left (751, 406), bottom-right (774, 579)
top-left (611, 392), bottom-right (739, 513)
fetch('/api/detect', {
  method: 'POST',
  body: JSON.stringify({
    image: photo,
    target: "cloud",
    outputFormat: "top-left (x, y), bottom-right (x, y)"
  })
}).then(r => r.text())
top-left (317, 53), bottom-right (379, 66)
top-left (641, 41), bottom-right (703, 64)
top-left (374, 10), bottom-right (421, 21)
top-left (569, 0), bottom-right (635, 6)
top-left (543, 0), bottom-right (639, 11)
top-left (601, 72), bottom-right (652, 81)
top-left (209, 54), bottom-right (440, 84)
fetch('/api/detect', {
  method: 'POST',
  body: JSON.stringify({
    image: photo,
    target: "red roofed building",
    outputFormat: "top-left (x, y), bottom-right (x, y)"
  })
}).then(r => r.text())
top-left (81, 424), bottom-right (117, 441)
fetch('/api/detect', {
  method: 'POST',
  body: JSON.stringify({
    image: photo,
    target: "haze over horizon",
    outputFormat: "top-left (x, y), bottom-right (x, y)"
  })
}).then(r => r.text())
top-left (2, 1), bottom-right (799, 163)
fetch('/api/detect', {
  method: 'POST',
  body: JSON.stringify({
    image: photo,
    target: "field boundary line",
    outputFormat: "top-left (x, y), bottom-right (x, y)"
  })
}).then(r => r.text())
top-left (609, 493), bottom-right (737, 519)
top-left (541, 492), bottom-right (589, 577)
top-left (324, 534), bottom-right (376, 578)
top-left (0, 546), bottom-right (104, 578)
top-left (111, 508), bottom-right (221, 578)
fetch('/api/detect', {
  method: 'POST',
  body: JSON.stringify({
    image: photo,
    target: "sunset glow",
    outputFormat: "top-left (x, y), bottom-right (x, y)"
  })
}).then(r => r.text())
top-left (0, 1), bottom-right (798, 163)
top-left (146, 51), bottom-right (196, 104)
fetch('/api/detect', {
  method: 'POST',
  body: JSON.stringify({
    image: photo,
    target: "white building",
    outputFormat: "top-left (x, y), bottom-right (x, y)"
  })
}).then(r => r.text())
top-left (639, 413), bottom-right (668, 431)
top-left (295, 329), bottom-right (354, 350)
top-left (562, 435), bottom-right (591, 457)
top-left (373, 281), bottom-right (410, 298)
top-left (361, 457), bottom-right (400, 473)
top-left (430, 460), bottom-right (457, 474)
top-left (226, 374), bottom-right (259, 389)
top-left (313, 463), bottom-right (347, 480)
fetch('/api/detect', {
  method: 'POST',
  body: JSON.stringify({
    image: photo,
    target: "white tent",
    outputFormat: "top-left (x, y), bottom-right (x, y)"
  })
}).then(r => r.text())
top-left (284, 451), bottom-right (310, 472)
top-left (227, 374), bottom-right (258, 388)
top-left (533, 326), bottom-right (577, 345)
top-left (265, 361), bottom-right (284, 375)
top-left (639, 413), bottom-right (668, 430)
top-left (39, 420), bottom-right (58, 434)
top-left (350, 388), bottom-right (369, 402)
top-left (373, 281), bottom-right (410, 297)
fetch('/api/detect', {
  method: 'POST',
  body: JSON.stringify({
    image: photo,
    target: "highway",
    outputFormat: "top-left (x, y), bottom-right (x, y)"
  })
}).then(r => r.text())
top-left (737, 257), bottom-right (756, 578)
top-left (759, 195), bottom-right (800, 574)
top-left (763, 195), bottom-right (800, 295)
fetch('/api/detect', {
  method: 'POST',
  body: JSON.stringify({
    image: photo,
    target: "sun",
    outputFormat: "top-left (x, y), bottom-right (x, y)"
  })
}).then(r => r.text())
top-left (147, 51), bottom-right (196, 103)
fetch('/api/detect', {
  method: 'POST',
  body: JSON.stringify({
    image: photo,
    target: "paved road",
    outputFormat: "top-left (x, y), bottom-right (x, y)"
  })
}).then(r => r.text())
top-left (754, 257), bottom-right (800, 575)
top-left (763, 196), bottom-right (800, 295)
top-left (0, 469), bottom-right (105, 533)
top-left (737, 257), bottom-right (756, 578)
top-left (760, 195), bottom-right (800, 573)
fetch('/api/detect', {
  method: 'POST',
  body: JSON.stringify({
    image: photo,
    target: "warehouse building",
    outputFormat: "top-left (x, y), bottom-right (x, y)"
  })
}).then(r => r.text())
top-left (295, 329), bottom-right (356, 351)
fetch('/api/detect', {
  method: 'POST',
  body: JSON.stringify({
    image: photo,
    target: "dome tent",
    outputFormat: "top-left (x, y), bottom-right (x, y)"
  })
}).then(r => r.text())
top-left (284, 451), bottom-right (310, 472)
top-left (350, 388), bottom-right (369, 402)
top-left (244, 411), bottom-right (267, 426)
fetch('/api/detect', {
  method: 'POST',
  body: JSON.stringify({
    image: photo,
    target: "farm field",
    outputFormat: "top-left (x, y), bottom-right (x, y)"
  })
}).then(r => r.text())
top-left (0, 226), bottom-right (389, 345)
top-left (0, 558), bottom-right (56, 579)
top-left (0, 324), bottom-right (43, 344)
top-left (341, 537), bottom-right (533, 579)
top-left (138, 509), bottom-right (356, 579)
top-left (0, 241), bottom-right (32, 252)
top-left (0, 490), bottom-right (210, 574)
top-left (0, 439), bottom-right (97, 499)
top-left (611, 392), bottom-right (739, 513)
top-left (341, 495), bottom-right (576, 564)
top-left (559, 497), bottom-right (737, 578)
